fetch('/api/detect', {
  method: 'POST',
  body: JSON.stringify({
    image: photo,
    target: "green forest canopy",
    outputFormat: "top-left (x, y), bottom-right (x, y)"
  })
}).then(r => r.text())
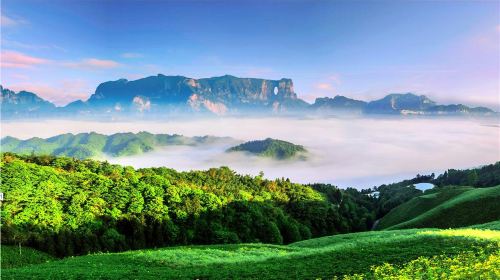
top-left (0, 153), bottom-right (374, 257)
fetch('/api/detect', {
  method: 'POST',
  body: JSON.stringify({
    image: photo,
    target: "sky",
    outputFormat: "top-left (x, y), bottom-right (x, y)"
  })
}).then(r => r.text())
top-left (1, 0), bottom-right (499, 109)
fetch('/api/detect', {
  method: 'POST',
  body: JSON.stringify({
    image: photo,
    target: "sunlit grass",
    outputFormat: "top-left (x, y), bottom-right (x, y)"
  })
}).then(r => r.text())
top-left (3, 225), bottom-right (500, 279)
top-left (340, 248), bottom-right (500, 280)
top-left (418, 228), bottom-right (500, 241)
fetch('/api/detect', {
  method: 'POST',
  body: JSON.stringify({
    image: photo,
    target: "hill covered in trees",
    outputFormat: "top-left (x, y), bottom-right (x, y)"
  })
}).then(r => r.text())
top-left (226, 138), bottom-right (307, 160)
top-left (1, 132), bottom-right (232, 159)
top-left (0, 153), bottom-right (374, 257)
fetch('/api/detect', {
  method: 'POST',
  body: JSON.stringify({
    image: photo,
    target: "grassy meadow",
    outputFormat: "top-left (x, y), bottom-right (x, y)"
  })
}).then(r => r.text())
top-left (2, 222), bottom-right (499, 279)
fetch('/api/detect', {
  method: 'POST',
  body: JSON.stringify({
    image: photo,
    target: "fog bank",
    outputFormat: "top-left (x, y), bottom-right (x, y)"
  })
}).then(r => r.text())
top-left (2, 117), bottom-right (499, 188)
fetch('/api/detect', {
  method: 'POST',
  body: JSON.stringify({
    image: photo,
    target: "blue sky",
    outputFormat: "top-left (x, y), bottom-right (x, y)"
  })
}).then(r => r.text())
top-left (1, 0), bottom-right (499, 108)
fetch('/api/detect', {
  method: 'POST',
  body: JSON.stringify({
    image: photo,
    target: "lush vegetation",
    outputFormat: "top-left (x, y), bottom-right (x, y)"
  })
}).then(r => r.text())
top-left (341, 246), bottom-right (499, 280)
top-left (371, 173), bottom-right (435, 218)
top-left (0, 132), bottom-right (229, 159)
top-left (372, 162), bottom-right (500, 219)
top-left (380, 185), bottom-right (500, 230)
top-left (3, 225), bottom-right (499, 279)
top-left (0, 153), bottom-right (374, 257)
top-left (2, 151), bottom-right (499, 279)
top-left (433, 162), bottom-right (500, 188)
top-left (1, 245), bottom-right (56, 269)
top-left (472, 221), bottom-right (500, 231)
top-left (377, 186), bottom-right (475, 229)
top-left (227, 138), bottom-right (307, 160)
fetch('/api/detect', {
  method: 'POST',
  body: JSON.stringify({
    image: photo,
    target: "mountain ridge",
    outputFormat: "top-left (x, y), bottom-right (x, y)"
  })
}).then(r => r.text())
top-left (1, 75), bottom-right (497, 118)
top-left (1, 131), bottom-right (235, 159)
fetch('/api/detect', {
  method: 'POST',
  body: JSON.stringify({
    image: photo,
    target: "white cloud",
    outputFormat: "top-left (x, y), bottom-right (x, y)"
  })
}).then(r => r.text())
top-left (63, 58), bottom-right (121, 69)
top-left (1, 50), bottom-right (49, 68)
top-left (2, 118), bottom-right (498, 189)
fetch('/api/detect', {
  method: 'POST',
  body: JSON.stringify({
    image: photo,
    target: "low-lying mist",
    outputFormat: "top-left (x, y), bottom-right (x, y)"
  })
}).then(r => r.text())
top-left (2, 116), bottom-right (499, 188)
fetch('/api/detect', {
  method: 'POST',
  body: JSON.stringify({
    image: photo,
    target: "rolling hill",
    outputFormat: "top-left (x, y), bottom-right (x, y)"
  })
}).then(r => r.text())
top-left (378, 185), bottom-right (500, 230)
top-left (2, 223), bottom-right (499, 279)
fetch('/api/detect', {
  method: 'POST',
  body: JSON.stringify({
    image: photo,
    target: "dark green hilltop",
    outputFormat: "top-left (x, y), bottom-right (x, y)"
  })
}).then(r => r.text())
top-left (227, 138), bottom-right (307, 160)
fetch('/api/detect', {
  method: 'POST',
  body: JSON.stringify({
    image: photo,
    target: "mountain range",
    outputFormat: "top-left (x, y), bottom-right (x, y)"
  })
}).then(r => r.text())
top-left (1, 132), bottom-right (234, 159)
top-left (1, 75), bottom-right (496, 118)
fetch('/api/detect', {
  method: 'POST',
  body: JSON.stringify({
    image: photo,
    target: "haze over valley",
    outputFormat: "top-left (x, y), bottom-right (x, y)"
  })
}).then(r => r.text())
top-left (2, 116), bottom-right (498, 188)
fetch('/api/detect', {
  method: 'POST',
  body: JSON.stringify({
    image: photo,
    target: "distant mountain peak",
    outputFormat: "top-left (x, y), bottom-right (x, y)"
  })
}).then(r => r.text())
top-left (1, 86), bottom-right (56, 117)
top-left (1, 76), bottom-right (496, 119)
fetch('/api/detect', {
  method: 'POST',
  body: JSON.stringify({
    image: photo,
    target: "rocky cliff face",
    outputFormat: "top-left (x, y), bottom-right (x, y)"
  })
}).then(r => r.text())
top-left (1, 86), bottom-right (56, 118)
top-left (311, 96), bottom-right (367, 113)
top-left (1, 78), bottom-right (496, 119)
top-left (82, 74), bottom-right (305, 115)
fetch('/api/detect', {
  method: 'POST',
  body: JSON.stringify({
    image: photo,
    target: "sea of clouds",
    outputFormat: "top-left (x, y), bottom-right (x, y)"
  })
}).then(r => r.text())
top-left (2, 116), bottom-right (499, 188)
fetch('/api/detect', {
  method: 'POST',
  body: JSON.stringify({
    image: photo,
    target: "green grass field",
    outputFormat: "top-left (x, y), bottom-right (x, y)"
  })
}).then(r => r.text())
top-left (1, 245), bottom-right (55, 269)
top-left (3, 221), bottom-right (499, 279)
top-left (378, 185), bottom-right (500, 230)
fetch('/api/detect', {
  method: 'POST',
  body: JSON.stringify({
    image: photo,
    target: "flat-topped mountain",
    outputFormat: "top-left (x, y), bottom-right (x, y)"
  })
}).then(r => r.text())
top-left (1, 132), bottom-right (232, 159)
top-left (227, 138), bottom-right (307, 160)
top-left (66, 74), bottom-right (308, 115)
top-left (311, 95), bottom-right (367, 114)
top-left (1, 75), bottom-right (496, 118)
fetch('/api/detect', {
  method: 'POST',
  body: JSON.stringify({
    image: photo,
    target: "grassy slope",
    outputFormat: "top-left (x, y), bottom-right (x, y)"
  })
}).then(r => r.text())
top-left (377, 186), bottom-right (473, 229)
top-left (379, 185), bottom-right (500, 230)
top-left (1, 246), bottom-right (56, 269)
top-left (3, 225), bottom-right (499, 280)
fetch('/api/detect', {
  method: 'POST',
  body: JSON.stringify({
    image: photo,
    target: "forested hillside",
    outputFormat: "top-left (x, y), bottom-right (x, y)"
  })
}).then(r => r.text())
top-left (2, 153), bottom-right (498, 260)
top-left (433, 162), bottom-right (500, 188)
top-left (0, 153), bottom-right (374, 257)
top-left (1, 132), bottom-right (231, 159)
